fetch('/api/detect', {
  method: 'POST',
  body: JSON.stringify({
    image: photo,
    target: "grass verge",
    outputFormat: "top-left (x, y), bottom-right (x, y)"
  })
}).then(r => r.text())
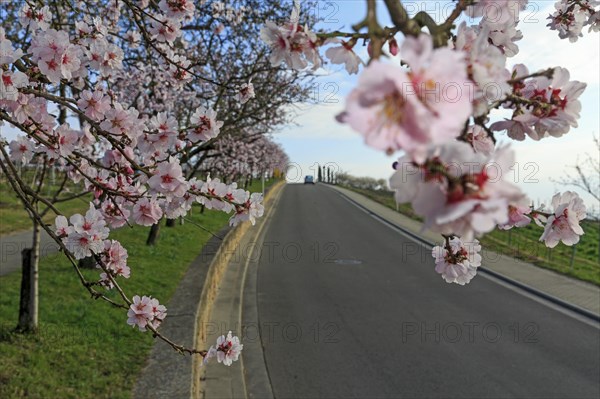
top-left (0, 178), bottom-right (92, 236)
top-left (0, 179), bottom-right (275, 398)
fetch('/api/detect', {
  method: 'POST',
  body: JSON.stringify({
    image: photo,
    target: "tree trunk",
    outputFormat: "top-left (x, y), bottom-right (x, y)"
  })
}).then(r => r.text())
top-left (146, 221), bottom-right (161, 245)
top-left (166, 218), bottom-right (176, 227)
top-left (17, 221), bottom-right (40, 333)
top-left (78, 256), bottom-right (96, 269)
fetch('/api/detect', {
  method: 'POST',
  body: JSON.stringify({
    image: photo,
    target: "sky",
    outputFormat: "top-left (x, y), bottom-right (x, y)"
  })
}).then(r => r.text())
top-left (276, 0), bottom-right (600, 214)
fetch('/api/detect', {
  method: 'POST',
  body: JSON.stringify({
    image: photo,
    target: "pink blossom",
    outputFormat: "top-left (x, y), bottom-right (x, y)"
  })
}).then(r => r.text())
top-left (492, 66), bottom-right (587, 140)
top-left (149, 17), bottom-right (181, 43)
top-left (8, 136), bottom-right (35, 164)
top-left (99, 43), bottom-right (124, 75)
top-left (1, 70), bottom-right (28, 101)
top-left (0, 38), bottom-right (24, 65)
top-left (148, 298), bottom-right (167, 329)
top-left (100, 103), bottom-right (133, 135)
top-left (78, 90), bottom-right (111, 121)
top-left (339, 35), bottom-right (472, 161)
top-left (188, 106), bottom-right (223, 142)
top-left (466, 125), bottom-right (495, 155)
top-left (54, 124), bottom-right (80, 157)
top-left (132, 198), bottom-right (164, 226)
top-left (102, 240), bottom-right (129, 277)
top-left (547, 0), bottom-right (598, 42)
top-left (432, 237), bottom-right (482, 285)
top-left (455, 23), bottom-right (511, 115)
top-left (484, 17), bottom-right (523, 57)
top-left (390, 142), bottom-right (525, 241)
top-left (230, 193), bottom-right (264, 226)
top-left (127, 295), bottom-right (154, 331)
top-left (63, 204), bottom-right (110, 259)
top-left (101, 199), bottom-right (131, 229)
top-left (54, 215), bottom-right (72, 237)
top-left (59, 45), bottom-right (83, 80)
top-left (236, 81), bottom-right (255, 104)
top-left (215, 331), bottom-right (243, 366)
top-left (540, 191), bottom-right (586, 247)
top-left (498, 199), bottom-right (532, 230)
top-left (325, 41), bottom-right (363, 74)
top-left (147, 158), bottom-right (188, 198)
top-left (159, 0), bottom-right (195, 20)
top-left (260, 5), bottom-right (318, 70)
top-left (388, 38), bottom-right (399, 56)
top-left (19, 4), bottom-right (52, 31)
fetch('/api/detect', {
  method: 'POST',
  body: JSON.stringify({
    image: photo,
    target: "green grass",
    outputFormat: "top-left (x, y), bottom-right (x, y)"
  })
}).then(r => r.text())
top-left (343, 186), bottom-right (600, 286)
top-left (0, 178), bottom-right (277, 398)
top-left (0, 175), bottom-right (92, 236)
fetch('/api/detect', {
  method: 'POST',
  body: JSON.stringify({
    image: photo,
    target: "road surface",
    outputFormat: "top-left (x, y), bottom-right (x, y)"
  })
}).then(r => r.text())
top-left (252, 184), bottom-right (600, 398)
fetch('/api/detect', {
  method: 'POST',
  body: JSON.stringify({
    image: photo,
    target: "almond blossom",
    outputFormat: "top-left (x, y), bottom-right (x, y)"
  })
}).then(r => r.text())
top-left (0, 37), bottom-right (23, 65)
top-left (325, 40), bottom-right (363, 74)
top-left (539, 191), bottom-right (587, 247)
top-left (492, 66), bottom-right (586, 141)
top-left (432, 237), bottom-right (482, 285)
top-left (188, 106), bottom-right (223, 142)
top-left (127, 295), bottom-right (154, 331)
top-left (147, 158), bottom-right (188, 198)
top-left (454, 23), bottom-right (511, 116)
top-left (77, 89), bottom-right (111, 121)
top-left (230, 193), bottom-right (265, 226)
top-left (158, 0), bottom-right (195, 20)
top-left (57, 205), bottom-right (110, 259)
top-left (215, 331), bottom-right (243, 366)
top-left (101, 240), bottom-right (130, 278)
top-left (236, 81), bottom-right (256, 104)
top-left (548, 0), bottom-right (600, 42)
top-left (8, 136), bottom-right (35, 164)
top-left (390, 141), bottom-right (525, 241)
top-left (19, 4), bottom-right (52, 32)
top-left (260, 4), bottom-right (320, 70)
top-left (498, 198), bottom-right (532, 230)
top-left (466, 125), bottom-right (495, 155)
top-left (1, 70), bottom-right (29, 101)
top-left (132, 198), bottom-right (164, 227)
top-left (339, 35), bottom-right (472, 161)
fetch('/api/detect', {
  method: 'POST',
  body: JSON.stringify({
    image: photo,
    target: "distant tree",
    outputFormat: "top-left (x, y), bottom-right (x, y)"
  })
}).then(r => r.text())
top-left (554, 135), bottom-right (600, 203)
top-left (317, 165), bottom-right (322, 182)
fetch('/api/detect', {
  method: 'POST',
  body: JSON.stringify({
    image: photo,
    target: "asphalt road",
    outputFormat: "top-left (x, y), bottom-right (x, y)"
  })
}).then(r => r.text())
top-left (254, 184), bottom-right (600, 398)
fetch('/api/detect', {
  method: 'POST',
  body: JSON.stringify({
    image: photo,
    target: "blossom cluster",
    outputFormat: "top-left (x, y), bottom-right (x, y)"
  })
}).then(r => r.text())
top-left (432, 237), bottom-right (482, 285)
top-left (127, 295), bottom-right (167, 332)
top-left (547, 0), bottom-right (600, 42)
top-left (203, 331), bottom-right (244, 367)
top-left (0, 0), bottom-right (297, 355)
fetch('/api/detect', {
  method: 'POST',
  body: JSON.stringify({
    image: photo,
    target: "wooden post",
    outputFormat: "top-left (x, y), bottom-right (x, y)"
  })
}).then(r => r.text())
top-left (570, 245), bottom-right (577, 271)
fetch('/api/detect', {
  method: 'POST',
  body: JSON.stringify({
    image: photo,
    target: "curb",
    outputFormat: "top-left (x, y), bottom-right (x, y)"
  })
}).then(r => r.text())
top-left (132, 181), bottom-right (285, 399)
top-left (193, 180), bottom-right (286, 398)
top-left (330, 185), bottom-right (600, 324)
